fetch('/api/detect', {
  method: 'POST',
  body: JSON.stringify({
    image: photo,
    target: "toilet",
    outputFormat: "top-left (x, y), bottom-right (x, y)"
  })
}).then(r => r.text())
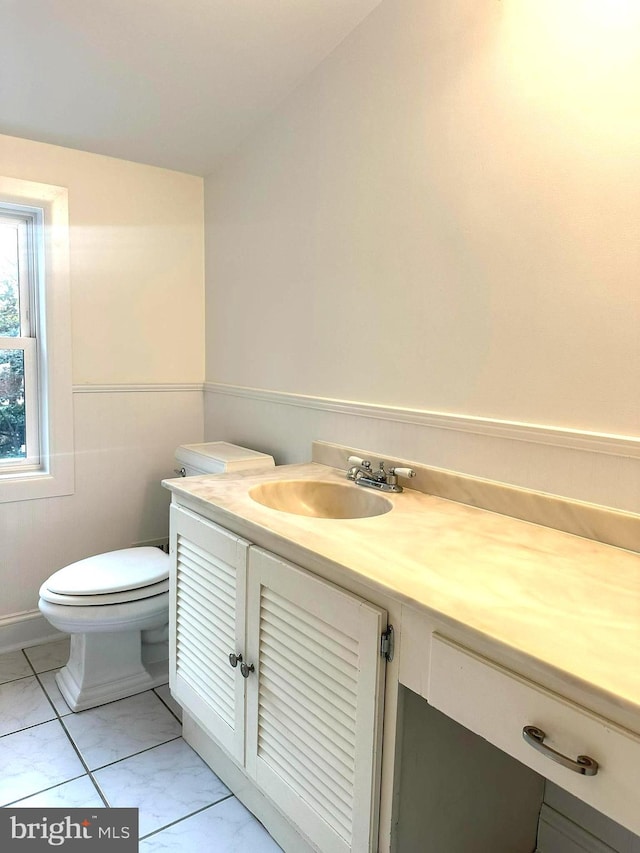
top-left (38, 442), bottom-right (274, 712)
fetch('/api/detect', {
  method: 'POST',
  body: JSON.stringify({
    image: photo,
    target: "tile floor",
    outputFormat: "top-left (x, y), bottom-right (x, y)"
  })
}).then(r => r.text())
top-left (0, 638), bottom-right (281, 851)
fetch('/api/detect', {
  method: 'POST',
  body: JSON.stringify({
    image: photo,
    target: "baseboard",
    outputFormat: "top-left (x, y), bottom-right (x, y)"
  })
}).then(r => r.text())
top-left (0, 609), bottom-right (66, 655)
top-left (183, 712), bottom-right (318, 853)
top-left (132, 536), bottom-right (169, 551)
top-left (537, 805), bottom-right (617, 853)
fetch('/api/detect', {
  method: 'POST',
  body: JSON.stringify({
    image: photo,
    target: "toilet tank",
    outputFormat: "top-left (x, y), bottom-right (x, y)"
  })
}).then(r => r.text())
top-left (174, 441), bottom-right (275, 477)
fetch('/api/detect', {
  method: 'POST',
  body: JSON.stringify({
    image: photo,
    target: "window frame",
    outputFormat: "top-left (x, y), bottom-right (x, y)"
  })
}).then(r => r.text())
top-left (0, 176), bottom-right (74, 503)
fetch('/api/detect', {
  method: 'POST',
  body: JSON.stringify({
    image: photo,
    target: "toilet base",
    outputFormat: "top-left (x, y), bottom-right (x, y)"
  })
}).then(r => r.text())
top-left (56, 630), bottom-right (169, 712)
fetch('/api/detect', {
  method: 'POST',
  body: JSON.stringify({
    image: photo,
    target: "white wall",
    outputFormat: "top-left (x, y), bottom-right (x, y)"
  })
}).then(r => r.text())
top-left (0, 134), bottom-right (205, 637)
top-left (203, 0), bottom-right (640, 511)
top-left (0, 133), bottom-right (204, 384)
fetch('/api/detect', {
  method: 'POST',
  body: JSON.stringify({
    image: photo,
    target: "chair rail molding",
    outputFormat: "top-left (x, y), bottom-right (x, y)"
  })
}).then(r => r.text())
top-left (203, 382), bottom-right (640, 460)
top-left (73, 383), bottom-right (204, 394)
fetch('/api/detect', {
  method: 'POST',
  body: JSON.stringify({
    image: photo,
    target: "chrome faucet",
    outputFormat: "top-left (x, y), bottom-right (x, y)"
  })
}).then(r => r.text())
top-left (346, 455), bottom-right (416, 493)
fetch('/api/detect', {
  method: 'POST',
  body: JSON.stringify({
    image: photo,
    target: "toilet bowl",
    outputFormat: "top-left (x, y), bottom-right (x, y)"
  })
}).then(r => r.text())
top-left (38, 547), bottom-right (171, 712)
top-left (37, 442), bottom-right (275, 712)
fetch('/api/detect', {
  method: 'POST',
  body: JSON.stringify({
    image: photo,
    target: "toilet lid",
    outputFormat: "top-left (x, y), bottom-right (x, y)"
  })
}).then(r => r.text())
top-left (44, 547), bottom-right (170, 597)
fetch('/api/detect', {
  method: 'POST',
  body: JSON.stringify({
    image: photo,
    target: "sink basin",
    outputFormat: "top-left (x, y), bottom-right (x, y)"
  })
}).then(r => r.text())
top-left (248, 480), bottom-right (393, 519)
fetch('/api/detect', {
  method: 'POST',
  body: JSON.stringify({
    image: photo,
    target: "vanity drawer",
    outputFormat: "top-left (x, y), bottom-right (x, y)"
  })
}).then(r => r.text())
top-left (428, 634), bottom-right (640, 836)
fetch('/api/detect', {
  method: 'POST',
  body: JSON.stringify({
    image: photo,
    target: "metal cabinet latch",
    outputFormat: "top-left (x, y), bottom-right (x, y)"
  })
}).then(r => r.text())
top-left (229, 653), bottom-right (254, 677)
top-left (380, 626), bottom-right (394, 662)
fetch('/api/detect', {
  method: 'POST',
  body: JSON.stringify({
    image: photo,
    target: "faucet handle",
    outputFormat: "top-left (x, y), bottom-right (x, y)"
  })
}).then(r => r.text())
top-left (390, 467), bottom-right (416, 479)
top-left (348, 455), bottom-right (371, 470)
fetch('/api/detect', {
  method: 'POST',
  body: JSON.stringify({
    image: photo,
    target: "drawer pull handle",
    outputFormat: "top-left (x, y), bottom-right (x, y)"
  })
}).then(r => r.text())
top-left (522, 726), bottom-right (598, 776)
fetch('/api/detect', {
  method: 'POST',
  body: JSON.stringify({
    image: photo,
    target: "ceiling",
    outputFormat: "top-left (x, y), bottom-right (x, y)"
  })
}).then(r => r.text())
top-left (0, 0), bottom-right (381, 176)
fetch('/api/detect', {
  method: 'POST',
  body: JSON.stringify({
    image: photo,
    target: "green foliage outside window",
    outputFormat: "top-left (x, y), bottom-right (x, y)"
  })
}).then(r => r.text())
top-left (0, 232), bottom-right (26, 459)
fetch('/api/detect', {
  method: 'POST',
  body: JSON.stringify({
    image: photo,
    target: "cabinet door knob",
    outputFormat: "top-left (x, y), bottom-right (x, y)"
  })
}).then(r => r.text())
top-left (240, 661), bottom-right (255, 679)
top-left (522, 726), bottom-right (598, 776)
top-left (228, 653), bottom-right (242, 668)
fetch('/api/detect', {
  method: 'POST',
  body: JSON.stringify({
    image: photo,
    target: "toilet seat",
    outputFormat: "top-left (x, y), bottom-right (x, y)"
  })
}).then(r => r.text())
top-left (39, 578), bottom-right (169, 606)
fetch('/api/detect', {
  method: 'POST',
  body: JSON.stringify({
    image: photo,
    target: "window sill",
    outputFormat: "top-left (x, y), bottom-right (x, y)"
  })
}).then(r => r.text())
top-left (0, 455), bottom-right (74, 503)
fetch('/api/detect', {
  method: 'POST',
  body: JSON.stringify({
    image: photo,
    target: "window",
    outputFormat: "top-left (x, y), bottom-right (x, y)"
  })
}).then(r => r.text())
top-left (0, 177), bottom-right (73, 503)
top-left (0, 206), bottom-right (42, 468)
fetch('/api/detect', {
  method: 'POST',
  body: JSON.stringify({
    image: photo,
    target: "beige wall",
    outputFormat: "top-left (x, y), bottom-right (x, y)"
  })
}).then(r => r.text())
top-left (204, 0), bottom-right (639, 438)
top-left (0, 135), bottom-right (205, 636)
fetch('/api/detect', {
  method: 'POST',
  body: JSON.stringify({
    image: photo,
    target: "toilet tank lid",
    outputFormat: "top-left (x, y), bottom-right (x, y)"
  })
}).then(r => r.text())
top-left (175, 441), bottom-right (274, 473)
top-left (44, 547), bottom-right (170, 596)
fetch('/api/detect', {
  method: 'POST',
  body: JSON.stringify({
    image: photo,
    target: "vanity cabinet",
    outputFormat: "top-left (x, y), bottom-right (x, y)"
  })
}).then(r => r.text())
top-left (428, 634), bottom-right (640, 837)
top-left (164, 450), bottom-right (640, 853)
top-left (169, 503), bottom-right (388, 853)
top-left (398, 606), bottom-right (640, 844)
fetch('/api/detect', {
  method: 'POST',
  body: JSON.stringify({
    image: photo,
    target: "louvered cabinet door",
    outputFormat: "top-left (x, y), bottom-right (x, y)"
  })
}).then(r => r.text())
top-left (169, 505), bottom-right (249, 764)
top-left (245, 547), bottom-right (387, 853)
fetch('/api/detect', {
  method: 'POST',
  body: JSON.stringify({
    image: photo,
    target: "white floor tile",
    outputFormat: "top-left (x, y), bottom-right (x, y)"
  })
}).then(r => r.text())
top-left (0, 675), bottom-right (56, 736)
top-left (63, 691), bottom-right (181, 770)
top-left (139, 797), bottom-right (282, 851)
top-left (153, 685), bottom-right (182, 721)
top-left (38, 670), bottom-right (73, 717)
top-left (24, 638), bottom-right (70, 673)
top-left (95, 738), bottom-right (230, 837)
top-left (12, 775), bottom-right (105, 809)
top-left (0, 649), bottom-right (32, 685)
top-left (0, 719), bottom-right (85, 806)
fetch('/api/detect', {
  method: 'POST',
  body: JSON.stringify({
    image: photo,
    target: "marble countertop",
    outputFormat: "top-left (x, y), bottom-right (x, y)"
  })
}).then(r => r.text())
top-left (163, 461), bottom-right (640, 729)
